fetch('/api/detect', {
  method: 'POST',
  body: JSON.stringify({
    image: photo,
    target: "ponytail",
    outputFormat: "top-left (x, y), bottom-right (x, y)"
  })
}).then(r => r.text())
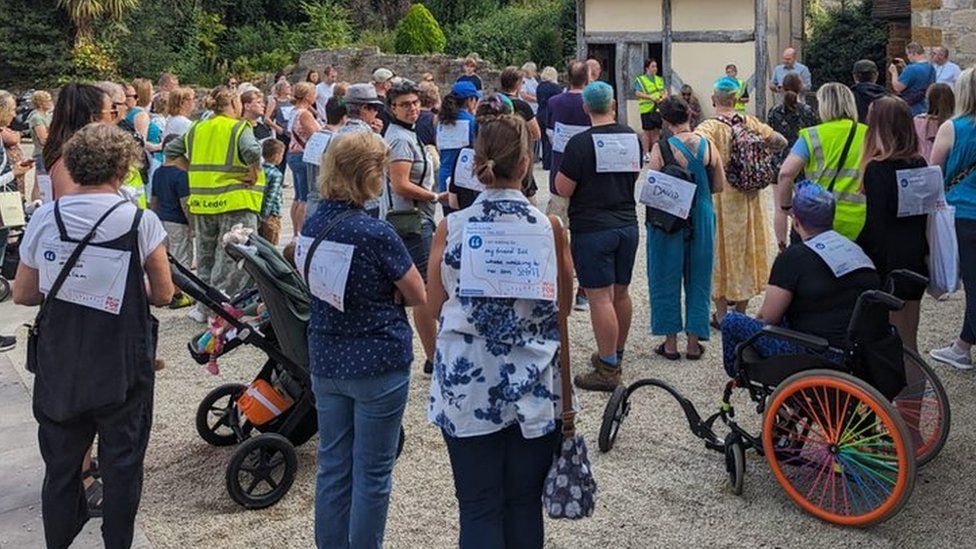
top-left (784, 90), bottom-right (798, 112)
top-left (473, 114), bottom-right (529, 188)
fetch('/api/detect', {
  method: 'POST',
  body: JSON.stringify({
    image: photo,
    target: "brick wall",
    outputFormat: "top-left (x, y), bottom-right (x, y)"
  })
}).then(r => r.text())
top-left (913, 0), bottom-right (976, 69)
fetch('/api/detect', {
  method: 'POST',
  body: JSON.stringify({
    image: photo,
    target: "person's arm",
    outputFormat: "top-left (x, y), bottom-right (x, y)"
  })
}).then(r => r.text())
top-left (707, 140), bottom-right (726, 194)
top-left (767, 131), bottom-right (788, 151)
top-left (12, 263), bottom-right (42, 306)
top-left (891, 64), bottom-right (908, 93)
top-left (800, 66), bottom-right (812, 90)
top-left (550, 215), bottom-right (574, 325)
top-left (648, 142), bottom-right (664, 171)
top-left (757, 285), bottom-right (792, 324)
top-left (554, 172), bottom-right (577, 197)
top-left (389, 160), bottom-right (439, 202)
top-left (34, 123), bottom-right (49, 147)
top-left (264, 97), bottom-right (280, 132)
top-left (144, 243), bottom-right (175, 306)
top-left (526, 117), bottom-right (542, 142)
top-left (775, 153), bottom-right (805, 247)
top-left (134, 110), bottom-right (151, 142)
top-left (426, 219), bottom-right (450, 319)
top-left (633, 78), bottom-right (654, 100)
top-left (768, 68), bottom-right (781, 92)
top-left (236, 127), bottom-right (263, 185)
top-left (929, 120), bottom-right (955, 170)
top-left (300, 109), bottom-right (320, 135)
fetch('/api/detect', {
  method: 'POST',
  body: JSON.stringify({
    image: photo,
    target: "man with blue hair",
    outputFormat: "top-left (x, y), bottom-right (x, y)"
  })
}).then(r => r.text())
top-left (555, 81), bottom-right (643, 391)
top-left (719, 182), bottom-right (879, 375)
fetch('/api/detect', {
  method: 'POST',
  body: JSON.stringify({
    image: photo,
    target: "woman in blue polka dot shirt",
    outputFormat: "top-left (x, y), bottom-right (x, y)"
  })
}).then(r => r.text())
top-left (298, 131), bottom-right (426, 549)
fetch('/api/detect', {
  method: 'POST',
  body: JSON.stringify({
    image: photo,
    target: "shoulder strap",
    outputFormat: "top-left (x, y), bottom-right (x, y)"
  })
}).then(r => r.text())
top-left (303, 209), bottom-right (360, 282)
top-left (34, 199), bottom-right (130, 324)
top-left (548, 214), bottom-right (575, 438)
top-left (828, 121), bottom-right (859, 192)
top-left (659, 136), bottom-right (679, 167)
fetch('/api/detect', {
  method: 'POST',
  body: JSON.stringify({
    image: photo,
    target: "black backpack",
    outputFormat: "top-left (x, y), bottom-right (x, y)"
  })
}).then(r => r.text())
top-left (646, 137), bottom-right (694, 234)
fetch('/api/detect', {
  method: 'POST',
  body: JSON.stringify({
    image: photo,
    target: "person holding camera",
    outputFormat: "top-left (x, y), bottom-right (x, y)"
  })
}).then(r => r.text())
top-left (889, 42), bottom-right (937, 116)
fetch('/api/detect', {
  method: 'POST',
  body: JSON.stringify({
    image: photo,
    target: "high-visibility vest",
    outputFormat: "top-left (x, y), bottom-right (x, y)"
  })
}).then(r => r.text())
top-left (184, 115), bottom-right (265, 215)
top-left (799, 119), bottom-right (868, 240)
top-left (123, 168), bottom-right (146, 209)
top-left (636, 74), bottom-right (665, 114)
top-left (734, 78), bottom-right (748, 112)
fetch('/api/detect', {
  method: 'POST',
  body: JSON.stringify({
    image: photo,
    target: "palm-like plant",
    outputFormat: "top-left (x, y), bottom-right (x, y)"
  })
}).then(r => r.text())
top-left (57, 0), bottom-right (139, 45)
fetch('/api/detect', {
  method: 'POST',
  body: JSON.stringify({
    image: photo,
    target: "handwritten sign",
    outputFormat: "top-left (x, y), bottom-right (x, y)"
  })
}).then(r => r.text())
top-left (459, 221), bottom-right (556, 301)
top-left (436, 120), bottom-right (471, 150)
top-left (39, 239), bottom-right (130, 314)
top-left (804, 230), bottom-right (875, 277)
top-left (295, 235), bottom-right (355, 312)
top-left (593, 133), bottom-right (641, 173)
top-left (452, 148), bottom-right (485, 192)
top-left (638, 170), bottom-right (697, 220)
top-left (896, 165), bottom-right (945, 218)
top-left (552, 122), bottom-right (588, 154)
top-left (303, 131), bottom-right (334, 166)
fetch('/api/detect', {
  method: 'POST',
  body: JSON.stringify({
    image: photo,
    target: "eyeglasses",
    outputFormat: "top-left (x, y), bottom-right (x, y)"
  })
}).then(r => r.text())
top-left (125, 94), bottom-right (137, 99)
top-left (394, 99), bottom-right (420, 109)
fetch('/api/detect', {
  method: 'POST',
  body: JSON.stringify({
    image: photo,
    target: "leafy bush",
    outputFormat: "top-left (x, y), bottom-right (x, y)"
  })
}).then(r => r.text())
top-left (298, 0), bottom-right (353, 51)
top-left (395, 4), bottom-right (446, 54)
top-left (805, 0), bottom-right (887, 87)
top-left (0, 0), bottom-right (73, 89)
top-left (357, 29), bottom-right (397, 54)
top-left (422, 0), bottom-right (506, 28)
top-left (449, 1), bottom-right (564, 68)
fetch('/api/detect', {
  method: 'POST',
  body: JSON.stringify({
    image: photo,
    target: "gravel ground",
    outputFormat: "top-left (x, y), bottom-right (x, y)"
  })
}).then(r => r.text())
top-left (134, 168), bottom-right (975, 549)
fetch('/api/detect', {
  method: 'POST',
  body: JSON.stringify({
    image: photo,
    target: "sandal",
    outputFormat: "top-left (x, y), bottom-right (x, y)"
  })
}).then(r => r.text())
top-left (655, 342), bottom-right (680, 361)
top-left (686, 343), bottom-right (705, 361)
top-left (83, 471), bottom-right (103, 518)
top-left (710, 313), bottom-right (722, 331)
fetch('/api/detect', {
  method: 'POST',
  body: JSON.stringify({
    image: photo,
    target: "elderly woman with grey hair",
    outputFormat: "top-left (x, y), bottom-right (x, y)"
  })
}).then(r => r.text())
top-left (536, 66), bottom-right (563, 167)
top-left (720, 183), bottom-right (880, 376)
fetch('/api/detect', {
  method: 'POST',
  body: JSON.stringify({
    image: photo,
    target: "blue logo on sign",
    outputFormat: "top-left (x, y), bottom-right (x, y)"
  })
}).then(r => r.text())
top-left (43, 250), bottom-right (56, 261)
top-left (900, 179), bottom-right (909, 188)
top-left (647, 176), bottom-right (656, 184)
top-left (596, 140), bottom-right (604, 148)
top-left (815, 243), bottom-right (826, 250)
top-left (468, 235), bottom-right (483, 249)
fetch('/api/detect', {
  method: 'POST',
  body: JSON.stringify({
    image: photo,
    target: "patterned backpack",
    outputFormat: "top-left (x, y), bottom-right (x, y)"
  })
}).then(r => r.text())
top-left (716, 114), bottom-right (777, 193)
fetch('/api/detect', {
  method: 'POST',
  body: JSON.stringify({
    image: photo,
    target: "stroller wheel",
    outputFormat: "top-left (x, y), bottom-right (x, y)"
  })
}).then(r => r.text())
top-left (599, 385), bottom-right (629, 453)
top-left (724, 432), bottom-right (745, 496)
top-left (0, 278), bottom-right (10, 303)
top-left (197, 383), bottom-right (253, 446)
top-left (397, 426), bottom-right (405, 458)
top-left (763, 370), bottom-right (915, 527)
top-left (226, 433), bottom-right (297, 509)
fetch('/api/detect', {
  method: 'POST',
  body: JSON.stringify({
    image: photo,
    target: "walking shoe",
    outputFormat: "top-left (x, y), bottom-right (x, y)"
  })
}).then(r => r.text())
top-left (573, 290), bottom-right (589, 312)
top-left (168, 292), bottom-right (195, 310)
top-left (0, 335), bottom-right (15, 352)
top-left (187, 307), bottom-right (207, 324)
top-left (929, 344), bottom-right (973, 370)
top-left (574, 354), bottom-right (621, 392)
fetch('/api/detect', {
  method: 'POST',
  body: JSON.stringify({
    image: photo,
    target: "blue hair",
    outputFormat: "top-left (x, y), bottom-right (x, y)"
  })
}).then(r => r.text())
top-left (793, 181), bottom-right (835, 233)
top-left (583, 81), bottom-right (614, 114)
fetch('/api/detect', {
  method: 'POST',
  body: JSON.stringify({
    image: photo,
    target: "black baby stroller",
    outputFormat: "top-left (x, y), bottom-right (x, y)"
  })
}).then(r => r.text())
top-left (170, 234), bottom-right (404, 509)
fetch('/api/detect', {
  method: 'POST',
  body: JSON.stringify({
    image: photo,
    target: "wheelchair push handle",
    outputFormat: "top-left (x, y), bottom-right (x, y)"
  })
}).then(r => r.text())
top-left (884, 269), bottom-right (929, 295)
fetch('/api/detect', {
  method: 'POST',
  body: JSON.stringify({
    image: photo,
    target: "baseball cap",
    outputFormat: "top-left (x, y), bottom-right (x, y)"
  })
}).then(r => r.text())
top-left (451, 81), bottom-right (482, 100)
top-left (345, 83), bottom-right (385, 106)
top-left (372, 68), bottom-right (394, 84)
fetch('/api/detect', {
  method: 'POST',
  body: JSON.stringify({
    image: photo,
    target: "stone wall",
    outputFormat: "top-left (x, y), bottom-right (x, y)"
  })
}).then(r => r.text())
top-left (912, 0), bottom-right (976, 69)
top-left (293, 47), bottom-right (503, 95)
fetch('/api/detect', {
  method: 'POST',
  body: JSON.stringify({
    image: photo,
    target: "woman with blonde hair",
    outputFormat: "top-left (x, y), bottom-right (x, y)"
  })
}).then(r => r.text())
top-left (287, 81), bottom-right (320, 235)
top-left (163, 87), bottom-right (196, 139)
top-left (298, 131), bottom-right (426, 548)
top-left (858, 96), bottom-right (928, 350)
top-left (427, 114), bottom-right (575, 547)
top-left (776, 82), bottom-right (868, 244)
top-left (27, 90), bottom-right (53, 174)
top-left (929, 68), bottom-right (976, 369)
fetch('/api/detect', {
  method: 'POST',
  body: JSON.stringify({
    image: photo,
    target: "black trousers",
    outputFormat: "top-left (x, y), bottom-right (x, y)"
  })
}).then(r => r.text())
top-left (35, 382), bottom-right (153, 549)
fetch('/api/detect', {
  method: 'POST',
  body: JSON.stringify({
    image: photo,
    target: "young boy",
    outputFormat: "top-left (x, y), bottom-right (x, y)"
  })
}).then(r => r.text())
top-left (259, 139), bottom-right (286, 245)
top-left (151, 134), bottom-right (194, 309)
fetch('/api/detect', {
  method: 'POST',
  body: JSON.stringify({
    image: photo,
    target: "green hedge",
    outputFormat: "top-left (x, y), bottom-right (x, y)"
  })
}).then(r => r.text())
top-left (394, 4), bottom-right (446, 54)
top-left (805, 0), bottom-right (888, 87)
top-left (447, 0), bottom-right (573, 69)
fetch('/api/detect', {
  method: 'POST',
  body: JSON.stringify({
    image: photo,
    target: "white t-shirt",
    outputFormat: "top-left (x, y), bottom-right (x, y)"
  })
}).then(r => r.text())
top-left (164, 115), bottom-right (192, 140)
top-left (315, 82), bottom-right (335, 120)
top-left (20, 193), bottom-right (167, 269)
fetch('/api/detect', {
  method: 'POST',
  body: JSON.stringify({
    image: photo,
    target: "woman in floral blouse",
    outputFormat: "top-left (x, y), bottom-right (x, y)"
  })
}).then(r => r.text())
top-left (767, 72), bottom-right (820, 168)
top-left (426, 114), bottom-right (575, 548)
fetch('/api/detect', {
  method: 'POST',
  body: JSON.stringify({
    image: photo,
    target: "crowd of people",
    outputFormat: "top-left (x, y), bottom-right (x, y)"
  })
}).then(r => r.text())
top-left (1, 40), bottom-right (975, 548)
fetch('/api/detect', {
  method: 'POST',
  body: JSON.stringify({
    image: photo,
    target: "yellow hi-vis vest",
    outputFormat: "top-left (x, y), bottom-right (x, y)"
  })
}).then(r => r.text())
top-left (799, 119), bottom-right (868, 240)
top-left (734, 78), bottom-right (748, 112)
top-left (636, 74), bottom-right (665, 114)
top-left (184, 115), bottom-right (265, 215)
top-left (123, 168), bottom-right (146, 209)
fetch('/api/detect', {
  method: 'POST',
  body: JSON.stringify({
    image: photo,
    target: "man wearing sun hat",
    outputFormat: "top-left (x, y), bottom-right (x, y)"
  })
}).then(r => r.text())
top-left (337, 83), bottom-right (389, 216)
top-left (372, 67), bottom-right (395, 135)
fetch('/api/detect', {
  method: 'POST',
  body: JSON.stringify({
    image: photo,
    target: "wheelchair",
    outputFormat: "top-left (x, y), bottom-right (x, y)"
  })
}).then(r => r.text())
top-left (598, 270), bottom-right (950, 527)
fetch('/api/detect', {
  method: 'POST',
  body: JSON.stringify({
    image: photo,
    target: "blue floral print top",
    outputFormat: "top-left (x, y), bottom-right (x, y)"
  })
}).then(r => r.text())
top-left (428, 188), bottom-right (567, 439)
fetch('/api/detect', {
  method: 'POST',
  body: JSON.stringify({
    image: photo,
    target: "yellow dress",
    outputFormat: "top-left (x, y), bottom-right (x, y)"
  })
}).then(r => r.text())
top-left (695, 115), bottom-right (776, 302)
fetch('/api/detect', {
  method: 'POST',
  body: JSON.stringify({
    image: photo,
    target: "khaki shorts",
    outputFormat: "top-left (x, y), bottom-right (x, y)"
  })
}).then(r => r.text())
top-left (546, 194), bottom-right (570, 228)
top-left (259, 215), bottom-right (282, 246)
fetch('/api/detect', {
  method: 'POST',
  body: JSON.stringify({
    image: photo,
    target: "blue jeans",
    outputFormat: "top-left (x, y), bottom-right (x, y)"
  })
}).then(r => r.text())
top-left (312, 369), bottom-right (410, 549)
top-left (402, 218), bottom-right (434, 282)
top-left (443, 424), bottom-right (559, 549)
top-left (286, 152), bottom-right (309, 202)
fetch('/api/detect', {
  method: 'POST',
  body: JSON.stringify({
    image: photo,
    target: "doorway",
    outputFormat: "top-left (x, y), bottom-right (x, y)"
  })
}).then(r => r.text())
top-left (587, 43), bottom-right (617, 90)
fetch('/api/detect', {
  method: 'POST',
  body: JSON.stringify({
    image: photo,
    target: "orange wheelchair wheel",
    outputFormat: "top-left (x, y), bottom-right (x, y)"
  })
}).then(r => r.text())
top-left (762, 370), bottom-right (915, 527)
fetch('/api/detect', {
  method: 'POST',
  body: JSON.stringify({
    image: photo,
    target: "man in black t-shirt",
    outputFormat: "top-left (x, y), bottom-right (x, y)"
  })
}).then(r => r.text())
top-left (554, 81), bottom-right (642, 392)
top-left (499, 66), bottom-right (542, 198)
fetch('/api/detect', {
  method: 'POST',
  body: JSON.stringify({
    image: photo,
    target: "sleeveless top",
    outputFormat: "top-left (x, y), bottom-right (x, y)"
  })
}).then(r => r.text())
top-left (428, 188), bottom-right (567, 439)
top-left (946, 116), bottom-right (976, 221)
top-left (288, 107), bottom-right (317, 153)
top-left (668, 135), bottom-right (716, 222)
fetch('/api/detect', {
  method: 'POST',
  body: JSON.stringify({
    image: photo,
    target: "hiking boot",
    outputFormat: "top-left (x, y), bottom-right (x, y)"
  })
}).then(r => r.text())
top-left (574, 354), bottom-right (621, 392)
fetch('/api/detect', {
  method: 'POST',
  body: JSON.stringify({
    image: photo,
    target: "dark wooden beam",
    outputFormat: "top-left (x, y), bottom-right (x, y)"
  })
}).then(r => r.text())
top-left (615, 42), bottom-right (628, 125)
top-left (662, 0), bottom-right (672, 88)
top-left (755, 0), bottom-right (768, 120)
top-left (671, 30), bottom-right (756, 43)
top-left (576, 0), bottom-right (586, 60)
top-left (583, 31), bottom-right (664, 44)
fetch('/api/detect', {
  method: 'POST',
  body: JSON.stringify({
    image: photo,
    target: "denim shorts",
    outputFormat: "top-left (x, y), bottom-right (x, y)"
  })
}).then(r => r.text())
top-left (570, 224), bottom-right (640, 288)
top-left (286, 152), bottom-right (309, 202)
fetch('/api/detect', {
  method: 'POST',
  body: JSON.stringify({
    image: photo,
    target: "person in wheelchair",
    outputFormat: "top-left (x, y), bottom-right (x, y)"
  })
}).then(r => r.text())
top-left (721, 183), bottom-right (880, 376)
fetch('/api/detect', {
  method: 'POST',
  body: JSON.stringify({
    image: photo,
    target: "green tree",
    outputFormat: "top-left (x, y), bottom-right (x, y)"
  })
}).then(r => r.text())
top-left (394, 4), bottom-right (446, 55)
top-left (0, 0), bottom-right (73, 88)
top-left (805, 0), bottom-right (888, 87)
top-left (57, 0), bottom-right (139, 45)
